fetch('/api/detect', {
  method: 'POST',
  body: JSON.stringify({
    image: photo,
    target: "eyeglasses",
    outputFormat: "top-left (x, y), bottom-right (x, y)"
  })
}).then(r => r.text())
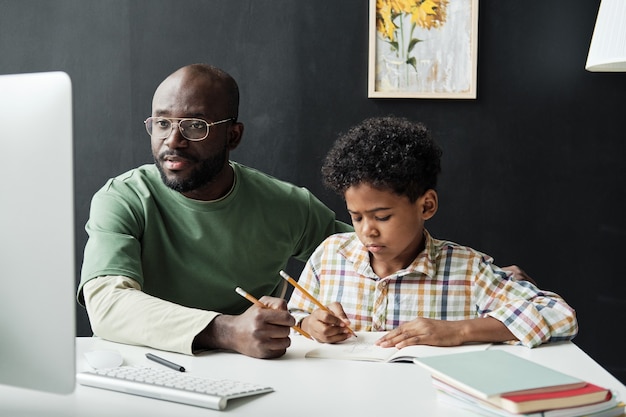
top-left (144, 117), bottom-right (234, 141)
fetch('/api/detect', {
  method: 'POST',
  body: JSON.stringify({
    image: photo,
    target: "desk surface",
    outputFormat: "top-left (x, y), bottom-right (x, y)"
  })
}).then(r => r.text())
top-left (1, 336), bottom-right (625, 417)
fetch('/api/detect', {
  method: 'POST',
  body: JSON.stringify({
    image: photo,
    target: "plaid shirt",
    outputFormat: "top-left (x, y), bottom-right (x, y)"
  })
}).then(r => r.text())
top-left (288, 231), bottom-right (578, 348)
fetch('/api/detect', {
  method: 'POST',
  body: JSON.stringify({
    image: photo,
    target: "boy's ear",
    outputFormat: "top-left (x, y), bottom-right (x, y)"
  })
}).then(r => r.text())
top-left (420, 189), bottom-right (438, 220)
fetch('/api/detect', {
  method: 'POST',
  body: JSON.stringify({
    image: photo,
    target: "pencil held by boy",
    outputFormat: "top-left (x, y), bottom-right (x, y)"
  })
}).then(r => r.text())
top-left (287, 116), bottom-right (578, 348)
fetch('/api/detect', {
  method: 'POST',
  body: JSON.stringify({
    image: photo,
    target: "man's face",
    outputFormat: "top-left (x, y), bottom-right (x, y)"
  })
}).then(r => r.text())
top-left (150, 71), bottom-right (235, 199)
top-left (153, 130), bottom-right (229, 194)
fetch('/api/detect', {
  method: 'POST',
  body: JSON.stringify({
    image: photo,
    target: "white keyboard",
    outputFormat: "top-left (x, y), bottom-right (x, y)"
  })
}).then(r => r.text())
top-left (77, 366), bottom-right (274, 410)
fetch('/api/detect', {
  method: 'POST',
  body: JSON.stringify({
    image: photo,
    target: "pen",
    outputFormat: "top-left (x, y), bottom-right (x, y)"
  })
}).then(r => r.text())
top-left (146, 353), bottom-right (186, 372)
top-left (278, 270), bottom-right (357, 338)
top-left (234, 286), bottom-right (313, 340)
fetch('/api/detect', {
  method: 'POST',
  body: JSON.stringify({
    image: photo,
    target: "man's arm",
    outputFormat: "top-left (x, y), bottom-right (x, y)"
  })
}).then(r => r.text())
top-left (501, 265), bottom-right (538, 286)
top-left (83, 276), bottom-right (217, 354)
top-left (83, 276), bottom-right (295, 357)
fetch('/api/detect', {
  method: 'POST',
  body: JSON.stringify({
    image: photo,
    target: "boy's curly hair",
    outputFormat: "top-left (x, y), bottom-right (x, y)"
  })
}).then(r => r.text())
top-left (322, 116), bottom-right (442, 202)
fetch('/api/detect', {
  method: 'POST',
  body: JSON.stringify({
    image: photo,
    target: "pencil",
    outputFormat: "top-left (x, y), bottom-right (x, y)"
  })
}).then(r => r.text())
top-left (234, 286), bottom-right (313, 340)
top-left (278, 270), bottom-right (357, 338)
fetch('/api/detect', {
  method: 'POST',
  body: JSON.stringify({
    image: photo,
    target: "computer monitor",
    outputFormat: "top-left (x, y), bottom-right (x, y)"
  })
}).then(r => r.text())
top-left (0, 71), bottom-right (76, 394)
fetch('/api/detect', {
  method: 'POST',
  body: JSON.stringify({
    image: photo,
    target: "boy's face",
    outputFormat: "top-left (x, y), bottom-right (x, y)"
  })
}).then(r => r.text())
top-left (345, 183), bottom-right (437, 275)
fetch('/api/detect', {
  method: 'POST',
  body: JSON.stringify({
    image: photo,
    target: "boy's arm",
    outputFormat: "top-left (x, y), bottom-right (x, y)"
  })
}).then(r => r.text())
top-left (485, 289), bottom-right (578, 348)
top-left (476, 262), bottom-right (578, 347)
top-left (376, 316), bottom-right (515, 348)
top-left (286, 265), bottom-right (317, 328)
top-left (287, 258), bottom-right (353, 343)
top-left (286, 242), bottom-right (326, 326)
top-left (378, 261), bottom-right (577, 349)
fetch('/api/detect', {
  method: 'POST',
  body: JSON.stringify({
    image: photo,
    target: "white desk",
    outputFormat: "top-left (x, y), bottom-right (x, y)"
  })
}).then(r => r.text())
top-left (1, 337), bottom-right (625, 417)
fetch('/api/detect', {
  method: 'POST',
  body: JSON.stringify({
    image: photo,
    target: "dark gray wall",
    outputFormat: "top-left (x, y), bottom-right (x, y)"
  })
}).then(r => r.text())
top-left (2, 1), bottom-right (625, 382)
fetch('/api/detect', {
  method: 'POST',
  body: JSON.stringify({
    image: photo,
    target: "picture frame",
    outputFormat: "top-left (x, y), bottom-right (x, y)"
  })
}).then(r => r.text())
top-left (368, 0), bottom-right (479, 99)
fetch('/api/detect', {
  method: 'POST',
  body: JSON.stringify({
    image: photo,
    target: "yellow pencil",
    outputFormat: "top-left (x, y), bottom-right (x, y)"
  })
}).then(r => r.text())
top-left (278, 270), bottom-right (357, 338)
top-left (234, 286), bottom-right (313, 340)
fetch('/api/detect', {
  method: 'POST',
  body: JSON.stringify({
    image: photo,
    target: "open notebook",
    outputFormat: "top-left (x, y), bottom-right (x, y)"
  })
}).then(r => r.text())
top-left (304, 332), bottom-right (491, 362)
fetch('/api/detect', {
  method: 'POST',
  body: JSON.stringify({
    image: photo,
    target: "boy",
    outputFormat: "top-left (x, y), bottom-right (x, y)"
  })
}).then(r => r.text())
top-left (287, 116), bottom-right (578, 349)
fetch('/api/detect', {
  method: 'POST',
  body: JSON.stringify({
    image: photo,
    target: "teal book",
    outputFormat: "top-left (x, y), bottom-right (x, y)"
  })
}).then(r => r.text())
top-left (414, 350), bottom-right (586, 400)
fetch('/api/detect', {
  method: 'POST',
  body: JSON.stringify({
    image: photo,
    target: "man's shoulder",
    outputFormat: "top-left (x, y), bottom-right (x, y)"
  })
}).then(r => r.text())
top-left (233, 162), bottom-right (312, 199)
top-left (100, 164), bottom-right (158, 189)
top-left (94, 164), bottom-right (162, 204)
top-left (234, 162), bottom-right (295, 185)
top-left (108, 164), bottom-right (157, 183)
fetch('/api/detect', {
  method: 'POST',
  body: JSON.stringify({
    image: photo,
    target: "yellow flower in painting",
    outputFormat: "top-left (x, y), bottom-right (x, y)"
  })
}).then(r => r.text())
top-left (376, 0), bottom-right (398, 41)
top-left (390, 0), bottom-right (413, 14)
top-left (376, 0), bottom-right (448, 40)
top-left (376, 0), bottom-right (448, 71)
top-left (410, 0), bottom-right (447, 29)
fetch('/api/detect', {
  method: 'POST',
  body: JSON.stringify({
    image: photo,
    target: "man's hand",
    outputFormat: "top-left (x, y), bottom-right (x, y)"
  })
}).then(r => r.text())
top-left (502, 265), bottom-right (538, 286)
top-left (301, 302), bottom-right (352, 344)
top-left (194, 296), bottom-right (295, 359)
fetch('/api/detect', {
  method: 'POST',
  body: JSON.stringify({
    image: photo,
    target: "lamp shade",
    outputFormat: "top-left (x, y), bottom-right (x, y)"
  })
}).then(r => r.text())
top-left (585, 0), bottom-right (626, 72)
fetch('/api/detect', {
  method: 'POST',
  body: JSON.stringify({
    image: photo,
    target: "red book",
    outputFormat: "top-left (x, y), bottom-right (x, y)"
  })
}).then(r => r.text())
top-left (496, 382), bottom-right (611, 414)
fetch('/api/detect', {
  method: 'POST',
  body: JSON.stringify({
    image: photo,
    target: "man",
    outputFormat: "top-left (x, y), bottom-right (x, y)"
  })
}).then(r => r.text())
top-left (78, 64), bottom-right (352, 358)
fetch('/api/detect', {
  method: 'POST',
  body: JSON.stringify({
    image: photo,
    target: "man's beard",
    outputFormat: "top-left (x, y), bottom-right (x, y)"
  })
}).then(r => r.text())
top-left (155, 147), bottom-right (228, 193)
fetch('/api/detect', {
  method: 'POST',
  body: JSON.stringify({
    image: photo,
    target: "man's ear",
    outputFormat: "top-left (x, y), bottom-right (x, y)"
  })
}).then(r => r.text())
top-left (420, 189), bottom-right (438, 220)
top-left (227, 122), bottom-right (244, 150)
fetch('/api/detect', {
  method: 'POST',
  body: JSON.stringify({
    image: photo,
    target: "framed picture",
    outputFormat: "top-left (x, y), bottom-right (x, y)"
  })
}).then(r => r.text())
top-left (368, 0), bottom-right (479, 99)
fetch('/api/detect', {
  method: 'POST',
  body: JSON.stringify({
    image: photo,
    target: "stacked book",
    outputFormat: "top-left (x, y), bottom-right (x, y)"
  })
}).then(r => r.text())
top-left (414, 350), bottom-right (625, 417)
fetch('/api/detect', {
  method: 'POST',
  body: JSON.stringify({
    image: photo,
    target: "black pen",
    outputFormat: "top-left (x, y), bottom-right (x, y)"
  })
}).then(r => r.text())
top-left (146, 353), bottom-right (186, 372)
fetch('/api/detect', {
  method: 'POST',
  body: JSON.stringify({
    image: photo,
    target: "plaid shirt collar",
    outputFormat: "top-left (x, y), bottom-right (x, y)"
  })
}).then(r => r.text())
top-left (337, 229), bottom-right (437, 279)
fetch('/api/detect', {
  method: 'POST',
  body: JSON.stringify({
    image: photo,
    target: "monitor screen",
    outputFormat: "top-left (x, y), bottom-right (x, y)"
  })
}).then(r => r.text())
top-left (0, 71), bottom-right (75, 394)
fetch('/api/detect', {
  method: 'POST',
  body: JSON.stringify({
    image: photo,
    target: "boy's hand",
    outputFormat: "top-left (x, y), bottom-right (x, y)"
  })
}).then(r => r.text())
top-left (375, 318), bottom-right (464, 348)
top-left (302, 302), bottom-right (353, 343)
top-left (375, 316), bottom-right (516, 348)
